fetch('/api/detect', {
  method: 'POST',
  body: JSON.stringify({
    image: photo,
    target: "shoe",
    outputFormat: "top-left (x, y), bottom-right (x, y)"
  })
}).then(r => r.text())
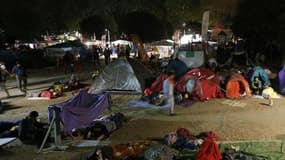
top-left (169, 113), bottom-right (176, 116)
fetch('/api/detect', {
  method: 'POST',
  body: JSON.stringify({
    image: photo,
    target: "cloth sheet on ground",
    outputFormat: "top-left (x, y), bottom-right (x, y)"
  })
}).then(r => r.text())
top-left (128, 100), bottom-right (170, 109)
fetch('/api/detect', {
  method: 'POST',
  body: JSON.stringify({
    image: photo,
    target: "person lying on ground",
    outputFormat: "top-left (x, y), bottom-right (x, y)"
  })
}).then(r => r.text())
top-left (71, 113), bottom-right (126, 140)
top-left (0, 120), bottom-right (21, 138)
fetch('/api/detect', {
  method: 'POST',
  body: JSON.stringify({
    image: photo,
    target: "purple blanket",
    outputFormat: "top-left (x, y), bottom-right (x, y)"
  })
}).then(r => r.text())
top-left (49, 92), bottom-right (110, 133)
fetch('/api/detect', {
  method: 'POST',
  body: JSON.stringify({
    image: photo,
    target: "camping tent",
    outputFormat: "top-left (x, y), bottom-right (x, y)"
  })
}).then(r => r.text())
top-left (278, 67), bottom-right (285, 95)
top-left (226, 74), bottom-right (251, 99)
top-left (151, 74), bottom-right (168, 93)
top-left (248, 66), bottom-right (271, 86)
top-left (166, 59), bottom-right (188, 77)
top-left (48, 92), bottom-right (110, 133)
top-left (89, 58), bottom-right (153, 94)
top-left (176, 68), bottom-right (221, 101)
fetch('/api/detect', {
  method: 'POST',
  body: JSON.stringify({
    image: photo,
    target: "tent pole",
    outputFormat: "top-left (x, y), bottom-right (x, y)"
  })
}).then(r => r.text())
top-left (38, 114), bottom-right (55, 153)
top-left (53, 107), bottom-right (61, 146)
top-left (38, 107), bottom-right (67, 153)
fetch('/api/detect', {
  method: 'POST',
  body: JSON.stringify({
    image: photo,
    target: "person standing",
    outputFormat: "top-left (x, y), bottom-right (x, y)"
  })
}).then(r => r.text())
top-left (93, 45), bottom-right (100, 67)
top-left (104, 44), bottom-right (111, 65)
top-left (0, 62), bottom-right (10, 97)
top-left (63, 52), bottom-right (74, 74)
top-left (163, 71), bottom-right (176, 116)
top-left (125, 45), bottom-right (131, 58)
top-left (12, 62), bottom-right (27, 93)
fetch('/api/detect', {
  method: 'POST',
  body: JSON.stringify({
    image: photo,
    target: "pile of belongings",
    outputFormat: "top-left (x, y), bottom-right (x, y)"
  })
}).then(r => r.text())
top-left (39, 75), bottom-right (87, 99)
top-left (40, 82), bottom-right (64, 99)
top-left (70, 113), bottom-right (127, 141)
top-left (163, 128), bottom-right (222, 160)
top-left (164, 128), bottom-right (201, 150)
top-left (262, 86), bottom-right (281, 99)
top-left (144, 145), bottom-right (179, 160)
top-left (142, 89), bottom-right (165, 106)
top-left (86, 142), bottom-right (153, 160)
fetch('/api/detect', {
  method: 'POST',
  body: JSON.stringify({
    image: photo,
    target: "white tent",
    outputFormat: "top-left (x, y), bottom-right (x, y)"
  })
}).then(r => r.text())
top-left (112, 40), bottom-right (131, 46)
top-left (145, 40), bottom-right (174, 59)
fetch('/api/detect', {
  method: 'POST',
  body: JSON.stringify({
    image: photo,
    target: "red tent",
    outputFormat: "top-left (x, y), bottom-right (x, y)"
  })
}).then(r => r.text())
top-left (176, 68), bottom-right (222, 101)
top-left (150, 74), bottom-right (168, 93)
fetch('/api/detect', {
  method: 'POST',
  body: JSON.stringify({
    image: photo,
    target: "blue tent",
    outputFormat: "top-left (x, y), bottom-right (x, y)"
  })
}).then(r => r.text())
top-left (249, 66), bottom-right (270, 86)
top-left (166, 59), bottom-right (188, 77)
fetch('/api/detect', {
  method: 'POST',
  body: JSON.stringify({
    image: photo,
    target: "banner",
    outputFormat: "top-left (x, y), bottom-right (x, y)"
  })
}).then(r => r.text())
top-left (202, 11), bottom-right (210, 42)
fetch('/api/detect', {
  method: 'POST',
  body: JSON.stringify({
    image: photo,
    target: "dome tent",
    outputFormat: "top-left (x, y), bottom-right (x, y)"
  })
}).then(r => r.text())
top-left (226, 74), bottom-right (251, 99)
top-left (89, 58), bottom-right (153, 94)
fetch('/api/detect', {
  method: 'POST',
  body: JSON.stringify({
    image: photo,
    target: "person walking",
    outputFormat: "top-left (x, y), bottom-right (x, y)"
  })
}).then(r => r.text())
top-left (163, 71), bottom-right (176, 116)
top-left (0, 62), bottom-right (10, 97)
top-left (12, 62), bottom-right (27, 93)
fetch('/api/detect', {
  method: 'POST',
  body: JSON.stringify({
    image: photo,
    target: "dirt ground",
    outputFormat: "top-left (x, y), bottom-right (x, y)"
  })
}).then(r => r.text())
top-left (1, 91), bottom-right (285, 159)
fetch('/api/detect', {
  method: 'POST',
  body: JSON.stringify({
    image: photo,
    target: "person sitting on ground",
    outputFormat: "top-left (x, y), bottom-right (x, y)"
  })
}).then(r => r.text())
top-left (18, 111), bottom-right (48, 147)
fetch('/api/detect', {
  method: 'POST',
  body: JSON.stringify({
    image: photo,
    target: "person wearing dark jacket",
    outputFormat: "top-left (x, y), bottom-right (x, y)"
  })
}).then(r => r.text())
top-left (104, 44), bottom-right (111, 65)
top-left (18, 111), bottom-right (48, 147)
top-left (12, 62), bottom-right (27, 92)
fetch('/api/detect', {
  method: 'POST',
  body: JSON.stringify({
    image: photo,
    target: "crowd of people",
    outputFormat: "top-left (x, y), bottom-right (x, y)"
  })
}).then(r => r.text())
top-left (90, 43), bottom-right (133, 66)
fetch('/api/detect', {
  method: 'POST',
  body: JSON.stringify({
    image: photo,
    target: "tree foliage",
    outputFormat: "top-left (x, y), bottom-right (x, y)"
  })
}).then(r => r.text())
top-left (0, 0), bottom-right (239, 41)
top-left (232, 0), bottom-right (285, 65)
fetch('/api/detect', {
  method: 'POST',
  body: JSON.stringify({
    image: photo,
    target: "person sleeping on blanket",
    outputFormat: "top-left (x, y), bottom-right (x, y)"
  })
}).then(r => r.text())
top-left (71, 113), bottom-right (126, 140)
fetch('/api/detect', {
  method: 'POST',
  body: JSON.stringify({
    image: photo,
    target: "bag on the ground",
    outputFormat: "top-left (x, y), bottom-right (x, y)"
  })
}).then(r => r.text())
top-left (144, 145), bottom-right (178, 160)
